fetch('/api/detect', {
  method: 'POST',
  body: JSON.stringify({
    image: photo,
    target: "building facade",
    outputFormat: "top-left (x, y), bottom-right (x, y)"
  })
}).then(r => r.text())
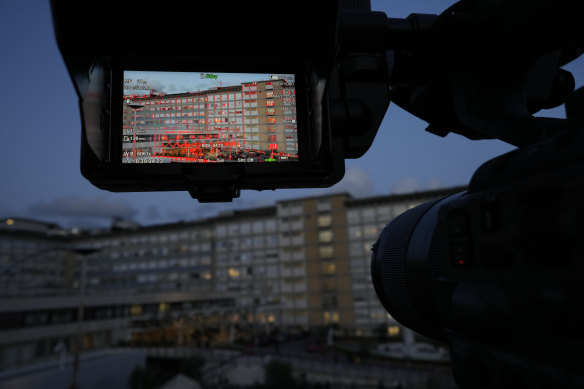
top-left (123, 79), bottom-right (298, 163)
top-left (0, 187), bottom-right (464, 370)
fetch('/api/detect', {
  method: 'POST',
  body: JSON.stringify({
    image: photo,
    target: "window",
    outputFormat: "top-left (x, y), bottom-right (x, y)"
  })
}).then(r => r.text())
top-left (317, 214), bottom-right (332, 227)
top-left (322, 295), bottom-right (338, 308)
top-left (266, 234), bottom-right (278, 246)
top-left (228, 223), bottom-right (240, 235)
top-left (316, 200), bottom-right (331, 212)
top-left (362, 208), bottom-right (376, 222)
top-left (349, 242), bottom-right (366, 256)
top-left (353, 293), bottom-right (367, 305)
top-left (130, 305), bottom-right (143, 316)
top-left (377, 206), bottom-right (392, 220)
top-left (319, 245), bottom-right (334, 258)
top-left (347, 209), bottom-right (360, 224)
top-left (241, 238), bottom-right (252, 249)
top-left (265, 220), bottom-right (277, 230)
top-left (348, 226), bottom-right (362, 240)
top-left (267, 117), bottom-right (276, 124)
top-left (321, 262), bottom-right (336, 274)
top-left (318, 230), bottom-right (333, 243)
top-left (321, 278), bottom-right (336, 291)
top-left (228, 268), bottom-right (240, 278)
top-left (363, 225), bottom-right (379, 238)
top-left (266, 100), bottom-right (275, 107)
top-left (216, 225), bottom-right (227, 237)
top-left (350, 258), bottom-right (366, 271)
top-left (253, 236), bottom-right (264, 247)
top-left (266, 264), bottom-right (278, 277)
top-left (266, 108), bottom-right (275, 115)
top-left (323, 311), bottom-right (339, 324)
top-left (393, 204), bottom-right (408, 216)
top-left (265, 91), bottom-right (274, 98)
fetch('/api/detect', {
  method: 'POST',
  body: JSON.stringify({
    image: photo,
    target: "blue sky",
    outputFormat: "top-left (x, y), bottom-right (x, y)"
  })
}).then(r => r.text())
top-left (0, 1), bottom-right (581, 228)
top-left (123, 71), bottom-right (288, 96)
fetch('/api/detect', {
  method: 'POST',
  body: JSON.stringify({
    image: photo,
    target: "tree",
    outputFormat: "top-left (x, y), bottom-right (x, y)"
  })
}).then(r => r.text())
top-left (264, 360), bottom-right (296, 389)
top-left (128, 365), bottom-right (157, 389)
top-left (179, 356), bottom-right (206, 381)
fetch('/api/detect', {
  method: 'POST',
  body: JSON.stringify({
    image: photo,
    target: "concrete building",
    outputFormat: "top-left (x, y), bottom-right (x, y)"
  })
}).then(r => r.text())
top-left (123, 78), bottom-right (298, 162)
top-left (0, 186), bottom-right (464, 371)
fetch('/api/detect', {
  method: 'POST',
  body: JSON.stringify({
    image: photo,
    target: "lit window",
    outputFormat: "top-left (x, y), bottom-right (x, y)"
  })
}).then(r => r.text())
top-left (317, 214), bottom-right (332, 227)
top-left (130, 305), bottom-right (142, 316)
top-left (321, 262), bottom-right (335, 274)
top-left (323, 311), bottom-right (339, 324)
top-left (363, 225), bottom-right (379, 238)
top-left (318, 230), bottom-right (333, 243)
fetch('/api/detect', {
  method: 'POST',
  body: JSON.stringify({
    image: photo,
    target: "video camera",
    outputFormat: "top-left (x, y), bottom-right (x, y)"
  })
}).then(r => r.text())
top-left (52, 0), bottom-right (584, 387)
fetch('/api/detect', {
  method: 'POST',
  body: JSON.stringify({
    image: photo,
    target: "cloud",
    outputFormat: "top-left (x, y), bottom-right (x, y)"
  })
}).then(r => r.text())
top-left (391, 177), bottom-right (420, 194)
top-left (167, 83), bottom-right (177, 92)
top-left (330, 167), bottom-right (375, 198)
top-left (148, 80), bottom-right (165, 91)
top-left (0, 201), bottom-right (13, 218)
top-left (144, 205), bottom-right (161, 219)
top-left (28, 194), bottom-right (138, 226)
top-left (427, 177), bottom-right (443, 190)
top-left (195, 82), bottom-right (210, 90)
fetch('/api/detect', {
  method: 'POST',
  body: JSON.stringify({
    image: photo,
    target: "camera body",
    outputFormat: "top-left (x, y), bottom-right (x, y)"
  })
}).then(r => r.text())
top-left (372, 125), bottom-right (584, 388)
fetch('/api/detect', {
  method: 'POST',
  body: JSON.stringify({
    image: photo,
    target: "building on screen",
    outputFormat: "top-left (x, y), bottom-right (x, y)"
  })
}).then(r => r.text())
top-left (122, 79), bottom-right (298, 163)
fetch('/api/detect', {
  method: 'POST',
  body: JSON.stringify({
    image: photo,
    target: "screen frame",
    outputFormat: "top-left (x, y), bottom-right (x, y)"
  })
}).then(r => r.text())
top-left (79, 56), bottom-right (344, 196)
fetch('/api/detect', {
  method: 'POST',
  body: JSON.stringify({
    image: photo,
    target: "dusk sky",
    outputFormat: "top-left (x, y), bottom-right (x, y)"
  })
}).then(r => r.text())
top-left (123, 71), bottom-right (287, 96)
top-left (1, 1), bottom-right (582, 229)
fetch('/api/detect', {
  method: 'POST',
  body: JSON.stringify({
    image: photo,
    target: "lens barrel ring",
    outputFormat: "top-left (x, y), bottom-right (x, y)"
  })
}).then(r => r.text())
top-left (371, 198), bottom-right (440, 331)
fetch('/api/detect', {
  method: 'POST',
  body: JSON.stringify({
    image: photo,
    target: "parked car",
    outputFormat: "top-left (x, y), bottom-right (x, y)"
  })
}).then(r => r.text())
top-left (304, 338), bottom-right (326, 353)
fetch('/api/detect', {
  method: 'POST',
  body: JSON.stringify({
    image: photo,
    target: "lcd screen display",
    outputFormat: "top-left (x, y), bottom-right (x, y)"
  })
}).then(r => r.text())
top-left (122, 71), bottom-right (298, 163)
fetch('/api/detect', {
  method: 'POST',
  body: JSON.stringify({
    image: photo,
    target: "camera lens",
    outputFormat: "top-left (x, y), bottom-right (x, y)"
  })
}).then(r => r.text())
top-left (371, 193), bottom-right (463, 341)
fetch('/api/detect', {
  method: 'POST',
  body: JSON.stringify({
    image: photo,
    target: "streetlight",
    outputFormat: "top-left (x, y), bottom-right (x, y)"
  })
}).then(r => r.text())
top-left (69, 246), bottom-right (100, 389)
